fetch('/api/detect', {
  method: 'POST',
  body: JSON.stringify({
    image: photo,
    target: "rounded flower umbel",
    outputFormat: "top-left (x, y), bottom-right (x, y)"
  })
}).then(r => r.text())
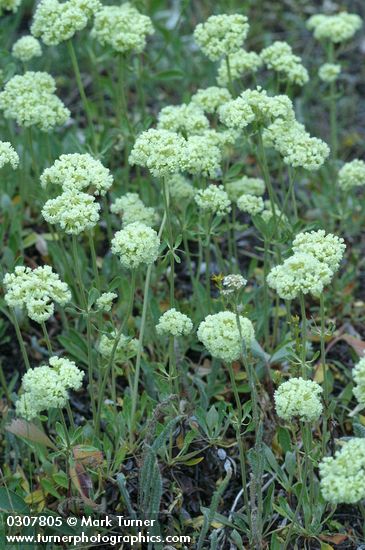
top-left (237, 194), bottom-right (264, 215)
top-left (129, 129), bottom-right (186, 177)
top-left (319, 438), bottom-right (365, 504)
top-left (338, 159), bottom-right (365, 191)
top-left (225, 176), bottom-right (265, 202)
top-left (263, 118), bottom-right (330, 171)
top-left (191, 87), bottom-right (232, 114)
top-left (111, 222), bottom-right (160, 270)
top-left (167, 174), bottom-right (195, 203)
top-left (42, 190), bottom-right (100, 234)
top-left (92, 3), bottom-right (154, 54)
top-left (307, 12), bottom-right (362, 44)
top-left (111, 192), bottom-right (158, 227)
top-left (98, 331), bottom-right (138, 362)
top-left (0, 71), bottom-right (70, 131)
top-left (156, 309), bottom-right (193, 337)
top-left (12, 36), bottom-right (42, 62)
top-left (197, 311), bottom-right (254, 363)
top-left (31, 0), bottom-right (101, 46)
top-left (0, 0), bottom-right (21, 14)
top-left (180, 133), bottom-right (223, 178)
top-left (275, 377), bottom-right (323, 422)
top-left (157, 103), bottom-right (209, 136)
top-left (352, 357), bottom-right (365, 406)
top-left (16, 357), bottom-right (84, 420)
top-left (292, 230), bottom-right (345, 274)
top-left (194, 14), bottom-right (249, 61)
top-left (260, 41), bottom-right (309, 86)
top-left (96, 292), bottom-right (117, 313)
top-left (41, 153), bottom-right (113, 196)
top-left (267, 252), bottom-right (333, 300)
top-left (4, 265), bottom-right (71, 323)
top-left (221, 274), bottom-right (247, 296)
top-left (319, 63), bottom-right (341, 83)
top-left (0, 141), bottom-right (19, 170)
top-left (195, 185), bottom-right (231, 216)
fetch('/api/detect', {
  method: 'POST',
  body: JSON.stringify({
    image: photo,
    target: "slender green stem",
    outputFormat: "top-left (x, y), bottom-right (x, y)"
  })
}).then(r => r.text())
top-left (226, 362), bottom-right (251, 533)
top-left (71, 235), bottom-right (96, 421)
top-left (320, 293), bottom-right (329, 454)
top-left (130, 213), bottom-right (167, 441)
top-left (263, 237), bottom-right (270, 349)
top-left (11, 310), bottom-right (31, 371)
top-left (168, 336), bottom-right (178, 396)
top-left (67, 40), bottom-right (97, 153)
top-left (66, 402), bottom-right (75, 431)
top-left (300, 293), bottom-right (307, 378)
top-left (163, 178), bottom-right (175, 307)
top-left (288, 166), bottom-right (298, 222)
top-left (95, 270), bottom-right (136, 437)
top-left (41, 321), bottom-right (53, 355)
top-left (328, 42), bottom-right (337, 161)
top-left (225, 55), bottom-right (234, 96)
top-left (88, 231), bottom-right (100, 291)
top-left (0, 361), bottom-right (11, 402)
top-left (257, 130), bottom-right (278, 229)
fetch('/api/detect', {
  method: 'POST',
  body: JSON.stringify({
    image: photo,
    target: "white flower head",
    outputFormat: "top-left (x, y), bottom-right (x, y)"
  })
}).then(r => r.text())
top-left (320, 438), bottom-right (365, 504)
top-left (12, 36), bottom-right (42, 62)
top-left (195, 184), bottom-right (231, 216)
top-left (156, 308), bottom-right (193, 337)
top-left (274, 377), bottom-right (323, 422)
top-left (197, 311), bottom-right (254, 363)
top-left (42, 190), bottom-right (100, 234)
top-left (111, 221), bottom-right (160, 270)
top-left (194, 14), bottom-right (249, 61)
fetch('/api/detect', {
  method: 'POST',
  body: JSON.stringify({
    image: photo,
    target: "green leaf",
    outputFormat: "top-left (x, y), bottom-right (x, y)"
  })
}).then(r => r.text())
top-left (154, 69), bottom-right (184, 81)
top-left (0, 489), bottom-right (29, 513)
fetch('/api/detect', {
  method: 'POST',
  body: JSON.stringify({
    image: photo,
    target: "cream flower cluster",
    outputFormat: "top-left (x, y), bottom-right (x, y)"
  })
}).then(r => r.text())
top-left (156, 308), bottom-right (193, 337)
top-left (31, 0), bottom-right (101, 46)
top-left (194, 14), bottom-right (249, 61)
top-left (225, 176), bottom-right (265, 202)
top-left (98, 331), bottom-right (138, 362)
top-left (319, 438), bottom-right (365, 504)
top-left (217, 50), bottom-right (262, 87)
top-left (263, 118), bottom-right (330, 171)
top-left (237, 193), bottom-right (264, 215)
top-left (195, 184), bottom-right (231, 216)
top-left (111, 192), bottom-right (158, 227)
top-left (260, 41), bottom-right (309, 86)
top-left (219, 87), bottom-right (294, 130)
top-left (157, 103), bottom-right (209, 136)
top-left (96, 292), bottom-right (117, 312)
top-left (4, 265), bottom-right (71, 323)
top-left (268, 230), bottom-right (344, 300)
top-left (111, 222), bottom-right (160, 270)
top-left (0, 72), bottom-right (70, 131)
top-left (292, 230), bottom-right (345, 273)
top-left (274, 377), bottom-right (323, 422)
top-left (0, 0), bottom-right (21, 14)
top-left (319, 63), bottom-right (341, 83)
top-left (0, 141), bottom-right (19, 169)
top-left (307, 12), bottom-right (362, 43)
top-left (167, 174), bottom-right (195, 202)
top-left (267, 252), bottom-right (332, 300)
top-left (338, 159), bottom-right (365, 191)
top-left (129, 129), bottom-right (186, 177)
top-left (197, 311), bottom-right (254, 363)
top-left (352, 357), bottom-right (365, 405)
top-left (180, 133), bottom-right (223, 178)
top-left (41, 153), bottom-right (113, 196)
top-left (191, 87), bottom-right (232, 114)
top-left (42, 189), bottom-right (100, 234)
top-left (16, 357), bottom-right (84, 420)
top-left (92, 3), bottom-right (154, 54)
top-left (221, 274), bottom-right (247, 296)
top-left (12, 36), bottom-right (42, 62)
